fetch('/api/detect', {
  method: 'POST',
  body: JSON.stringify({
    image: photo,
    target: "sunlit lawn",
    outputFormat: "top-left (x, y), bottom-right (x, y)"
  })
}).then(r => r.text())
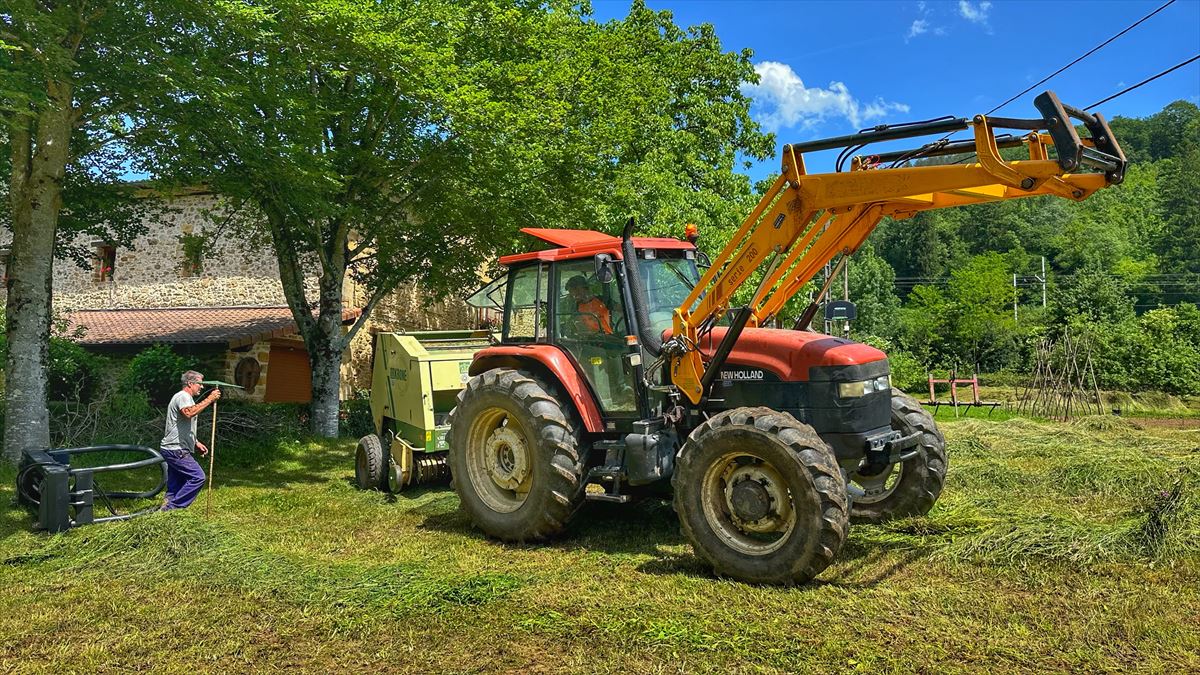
top-left (1, 415), bottom-right (1197, 673)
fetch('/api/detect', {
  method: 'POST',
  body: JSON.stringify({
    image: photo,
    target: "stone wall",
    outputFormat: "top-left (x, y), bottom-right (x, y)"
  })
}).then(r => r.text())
top-left (52, 276), bottom-right (323, 312)
top-left (223, 341), bottom-right (272, 401)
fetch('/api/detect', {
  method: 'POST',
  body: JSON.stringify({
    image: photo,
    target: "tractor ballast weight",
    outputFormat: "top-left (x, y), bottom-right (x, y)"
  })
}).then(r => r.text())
top-left (355, 330), bottom-right (490, 492)
top-left (447, 91), bottom-right (1125, 584)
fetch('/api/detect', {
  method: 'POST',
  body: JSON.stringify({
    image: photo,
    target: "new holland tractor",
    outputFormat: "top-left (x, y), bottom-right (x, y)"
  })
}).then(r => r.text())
top-left (415, 92), bottom-right (1125, 584)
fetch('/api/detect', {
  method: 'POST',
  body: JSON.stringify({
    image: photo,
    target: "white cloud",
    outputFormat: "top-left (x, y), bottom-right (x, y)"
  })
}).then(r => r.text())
top-left (742, 61), bottom-right (910, 132)
top-left (906, 2), bottom-right (947, 42)
top-left (959, 1), bottom-right (992, 24)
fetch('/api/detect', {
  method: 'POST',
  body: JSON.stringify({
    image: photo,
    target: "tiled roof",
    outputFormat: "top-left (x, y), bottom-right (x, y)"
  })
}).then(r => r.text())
top-left (65, 306), bottom-right (362, 348)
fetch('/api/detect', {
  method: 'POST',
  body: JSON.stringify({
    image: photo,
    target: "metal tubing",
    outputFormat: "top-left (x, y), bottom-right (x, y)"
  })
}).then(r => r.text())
top-left (784, 118), bottom-right (968, 154)
top-left (983, 116), bottom-right (1047, 131)
top-left (698, 306), bottom-right (754, 395)
top-left (869, 134), bottom-right (1026, 163)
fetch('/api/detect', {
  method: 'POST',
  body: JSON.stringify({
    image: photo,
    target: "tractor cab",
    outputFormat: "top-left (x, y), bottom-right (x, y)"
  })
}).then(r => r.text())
top-left (469, 228), bottom-right (700, 421)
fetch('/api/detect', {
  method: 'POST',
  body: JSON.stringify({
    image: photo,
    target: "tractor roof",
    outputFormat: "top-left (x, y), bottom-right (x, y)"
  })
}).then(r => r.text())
top-left (499, 228), bottom-right (694, 266)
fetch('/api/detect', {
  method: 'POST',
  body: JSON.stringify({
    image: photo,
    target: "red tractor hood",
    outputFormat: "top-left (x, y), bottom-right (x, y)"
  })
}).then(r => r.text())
top-left (691, 327), bottom-right (887, 382)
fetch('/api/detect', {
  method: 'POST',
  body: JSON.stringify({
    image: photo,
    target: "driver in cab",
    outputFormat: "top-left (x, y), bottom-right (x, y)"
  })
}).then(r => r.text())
top-left (566, 275), bottom-right (612, 335)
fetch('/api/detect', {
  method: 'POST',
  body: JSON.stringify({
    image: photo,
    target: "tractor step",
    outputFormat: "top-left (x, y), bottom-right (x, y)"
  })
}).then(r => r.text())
top-left (586, 491), bottom-right (632, 504)
top-left (584, 465), bottom-right (631, 503)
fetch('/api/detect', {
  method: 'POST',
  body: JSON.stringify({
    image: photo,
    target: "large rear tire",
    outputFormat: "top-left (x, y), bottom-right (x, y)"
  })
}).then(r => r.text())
top-left (849, 388), bottom-right (947, 524)
top-left (673, 407), bottom-right (849, 585)
top-left (447, 368), bottom-right (585, 541)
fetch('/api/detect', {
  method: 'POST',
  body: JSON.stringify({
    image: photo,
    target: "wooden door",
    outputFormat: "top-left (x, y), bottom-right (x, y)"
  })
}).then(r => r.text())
top-left (264, 344), bottom-right (313, 403)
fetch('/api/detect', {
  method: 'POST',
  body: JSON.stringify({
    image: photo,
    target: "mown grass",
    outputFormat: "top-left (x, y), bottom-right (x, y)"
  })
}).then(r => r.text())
top-left (2, 417), bottom-right (1198, 673)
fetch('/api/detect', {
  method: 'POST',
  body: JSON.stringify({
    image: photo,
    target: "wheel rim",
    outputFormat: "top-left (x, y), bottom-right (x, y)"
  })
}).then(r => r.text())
top-left (355, 443), bottom-right (369, 485)
top-left (700, 452), bottom-right (796, 556)
top-left (850, 461), bottom-right (904, 505)
top-left (465, 406), bottom-right (533, 513)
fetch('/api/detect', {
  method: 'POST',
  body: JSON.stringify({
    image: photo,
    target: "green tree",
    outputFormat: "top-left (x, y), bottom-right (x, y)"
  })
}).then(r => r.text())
top-left (1154, 115), bottom-right (1200, 304)
top-left (846, 242), bottom-right (899, 336)
top-left (1051, 268), bottom-right (1135, 326)
top-left (1, 1), bottom-right (156, 462)
top-left (142, 0), bottom-right (771, 436)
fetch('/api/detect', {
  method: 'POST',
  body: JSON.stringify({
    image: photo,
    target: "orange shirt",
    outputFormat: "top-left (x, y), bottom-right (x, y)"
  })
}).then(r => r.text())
top-left (576, 297), bottom-right (613, 334)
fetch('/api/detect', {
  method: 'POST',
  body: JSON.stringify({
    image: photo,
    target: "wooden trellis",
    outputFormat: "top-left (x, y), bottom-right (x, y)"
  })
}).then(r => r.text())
top-left (1017, 329), bottom-right (1104, 421)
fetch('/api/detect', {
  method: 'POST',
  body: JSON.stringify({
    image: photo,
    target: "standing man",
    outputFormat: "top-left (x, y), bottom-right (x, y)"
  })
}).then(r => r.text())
top-left (160, 370), bottom-right (221, 510)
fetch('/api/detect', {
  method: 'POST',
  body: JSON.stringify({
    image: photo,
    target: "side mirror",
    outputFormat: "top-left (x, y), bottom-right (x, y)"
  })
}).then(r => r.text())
top-left (696, 251), bottom-right (712, 269)
top-left (594, 253), bottom-right (615, 284)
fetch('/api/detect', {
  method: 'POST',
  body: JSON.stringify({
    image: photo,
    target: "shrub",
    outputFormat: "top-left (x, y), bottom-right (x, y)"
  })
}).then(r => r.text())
top-left (1078, 306), bottom-right (1200, 396)
top-left (0, 332), bottom-right (106, 403)
top-left (339, 392), bottom-right (374, 439)
top-left (47, 338), bottom-right (106, 402)
top-left (122, 345), bottom-right (191, 405)
top-left (857, 335), bottom-right (926, 392)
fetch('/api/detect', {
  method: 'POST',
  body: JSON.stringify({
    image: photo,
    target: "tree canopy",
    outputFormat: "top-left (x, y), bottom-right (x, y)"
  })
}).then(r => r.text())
top-left (134, 0), bottom-right (773, 434)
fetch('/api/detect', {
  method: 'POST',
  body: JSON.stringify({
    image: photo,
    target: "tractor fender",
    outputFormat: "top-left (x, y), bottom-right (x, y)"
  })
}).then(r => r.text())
top-left (468, 345), bottom-right (604, 433)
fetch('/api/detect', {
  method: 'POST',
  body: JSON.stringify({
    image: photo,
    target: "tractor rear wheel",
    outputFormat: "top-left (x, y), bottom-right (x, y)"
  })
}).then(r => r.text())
top-left (447, 368), bottom-right (585, 542)
top-left (355, 434), bottom-right (388, 491)
top-left (673, 407), bottom-right (849, 585)
top-left (848, 388), bottom-right (947, 524)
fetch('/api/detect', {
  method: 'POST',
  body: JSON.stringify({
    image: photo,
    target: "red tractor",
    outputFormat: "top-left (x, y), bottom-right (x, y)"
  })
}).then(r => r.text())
top-left (449, 92), bottom-right (1125, 584)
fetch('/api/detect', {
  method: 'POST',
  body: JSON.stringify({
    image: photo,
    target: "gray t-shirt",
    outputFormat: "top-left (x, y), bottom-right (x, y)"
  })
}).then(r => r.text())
top-left (161, 391), bottom-right (197, 452)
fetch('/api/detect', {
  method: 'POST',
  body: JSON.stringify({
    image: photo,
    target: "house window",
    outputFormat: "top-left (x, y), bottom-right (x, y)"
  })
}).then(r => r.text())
top-left (93, 244), bottom-right (116, 282)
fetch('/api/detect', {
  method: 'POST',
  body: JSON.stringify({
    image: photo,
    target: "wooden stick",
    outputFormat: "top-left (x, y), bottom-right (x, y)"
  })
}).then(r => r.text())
top-left (207, 398), bottom-right (217, 516)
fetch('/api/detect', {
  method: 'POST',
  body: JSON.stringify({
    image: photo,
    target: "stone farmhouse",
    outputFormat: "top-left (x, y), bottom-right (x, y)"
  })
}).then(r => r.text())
top-left (0, 188), bottom-right (478, 402)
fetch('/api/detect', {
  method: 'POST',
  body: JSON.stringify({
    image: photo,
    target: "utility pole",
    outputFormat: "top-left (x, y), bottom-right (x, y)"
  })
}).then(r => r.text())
top-left (843, 256), bottom-right (851, 337)
top-left (1013, 273), bottom-right (1018, 324)
top-left (1040, 256), bottom-right (1047, 308)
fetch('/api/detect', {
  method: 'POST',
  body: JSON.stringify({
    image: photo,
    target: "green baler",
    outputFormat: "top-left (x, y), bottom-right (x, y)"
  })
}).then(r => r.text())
top-left (355, 330), bottom-right (490, 491)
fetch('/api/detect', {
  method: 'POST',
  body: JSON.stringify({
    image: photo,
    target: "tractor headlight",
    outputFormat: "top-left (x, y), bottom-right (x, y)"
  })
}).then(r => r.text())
top-left (837, 375), bottom-right (891, 398)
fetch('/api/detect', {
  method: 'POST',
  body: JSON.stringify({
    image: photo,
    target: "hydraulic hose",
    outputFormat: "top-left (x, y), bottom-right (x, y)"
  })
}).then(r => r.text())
top-left (621, 218), bottom-right (662, 357)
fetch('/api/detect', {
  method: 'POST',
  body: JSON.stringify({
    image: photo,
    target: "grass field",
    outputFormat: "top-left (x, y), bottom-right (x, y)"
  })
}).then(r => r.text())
top-left (1, 414), bottom-right (1198, 673)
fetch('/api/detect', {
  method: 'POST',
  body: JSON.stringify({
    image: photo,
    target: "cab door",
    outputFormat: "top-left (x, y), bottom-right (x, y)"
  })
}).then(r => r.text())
top-left (551, 260), bottom-right (636, 413)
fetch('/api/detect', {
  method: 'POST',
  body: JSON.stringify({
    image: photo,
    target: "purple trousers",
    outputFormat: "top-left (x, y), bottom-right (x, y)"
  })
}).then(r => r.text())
top-left (161, 448), bottom-right (206, 509)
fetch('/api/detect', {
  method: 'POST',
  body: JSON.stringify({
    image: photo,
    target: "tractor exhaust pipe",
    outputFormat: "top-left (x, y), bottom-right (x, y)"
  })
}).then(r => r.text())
top-left (621, 218), bottom-right (661, 357)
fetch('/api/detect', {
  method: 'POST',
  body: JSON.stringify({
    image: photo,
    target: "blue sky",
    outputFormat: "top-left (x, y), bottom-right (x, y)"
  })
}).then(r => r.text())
top-left (591, 0), bottom-right (1200, 178)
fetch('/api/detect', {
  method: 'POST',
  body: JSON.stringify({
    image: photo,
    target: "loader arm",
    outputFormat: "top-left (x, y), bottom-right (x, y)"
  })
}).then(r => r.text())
top-left (665, 90), bottom-right (1126, 404)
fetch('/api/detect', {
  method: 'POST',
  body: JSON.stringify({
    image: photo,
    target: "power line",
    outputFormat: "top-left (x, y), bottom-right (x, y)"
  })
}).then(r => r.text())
top-left (1084, 53), bottom-right (1200, 110)
top-left (986, 0), bottom-right (1178, 115)
top-left (946, 51), bottom-right (1200, 166)
top-left (891, 1), bottom-right (1178, 168)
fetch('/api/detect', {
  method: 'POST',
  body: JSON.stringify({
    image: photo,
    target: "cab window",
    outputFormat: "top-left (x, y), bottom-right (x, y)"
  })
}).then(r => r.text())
top-left (553, 260), bottom-right (635, 413)
top-left (504, 263), bottom-right (548, 342)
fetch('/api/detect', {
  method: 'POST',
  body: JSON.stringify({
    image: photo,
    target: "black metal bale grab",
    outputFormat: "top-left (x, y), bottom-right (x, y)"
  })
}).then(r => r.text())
top-left (16, 445), bottom-right (168, 533)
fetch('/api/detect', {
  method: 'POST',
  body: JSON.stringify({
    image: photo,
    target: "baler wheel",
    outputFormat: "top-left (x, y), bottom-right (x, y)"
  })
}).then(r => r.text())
top-left (673, 407), bottom-right (849, 585)
top-left (447, 368), bottom-right (585, 541)
top-left (848, 388), bottom-right (947, 524)
top-left (355, 434), bottom-right (388, 491)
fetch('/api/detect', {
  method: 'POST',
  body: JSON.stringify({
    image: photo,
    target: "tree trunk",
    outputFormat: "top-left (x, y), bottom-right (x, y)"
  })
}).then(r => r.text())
top-left (307, 278), bottom-right (346, 438)
top-left (3, 86), bottom-right (74, 464)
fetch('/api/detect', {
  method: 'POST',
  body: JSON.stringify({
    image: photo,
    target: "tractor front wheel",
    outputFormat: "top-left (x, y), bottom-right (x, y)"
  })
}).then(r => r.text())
top-left (447, 368), bottom-right (585, 541)
top-left (848, 388), bottom-right (947, 524)
top-left (673, 407), bottom-right (849, 585)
